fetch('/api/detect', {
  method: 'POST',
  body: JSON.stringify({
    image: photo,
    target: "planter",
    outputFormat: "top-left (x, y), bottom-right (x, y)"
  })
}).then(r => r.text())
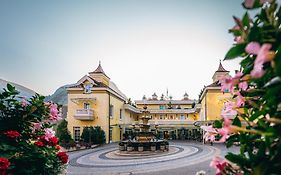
top-left (127, 146), bottom-right (133, 152)
top-left (150, 146), bottom-right (156, 151)
top-left (138, 146), bottom-right (144, 152)
top-left (160, 145), bottom-right (165, 151)
top-left (119, 145), bottom-right (125, 151)
top-left (165, 145), bottom-right (169, 151)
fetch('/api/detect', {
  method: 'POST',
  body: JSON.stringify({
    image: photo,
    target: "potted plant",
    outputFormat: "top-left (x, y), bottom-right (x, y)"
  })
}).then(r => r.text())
top-left (138, 143), bottom-right (144, 152)
top-left (160, 142), bottom-right (165, 151)
top-left (150, 142), bottom-right (156, 151)
top-left (127, 141), bottom-right (133, 152)
top-left (119, 142), bottom-right (125, 151)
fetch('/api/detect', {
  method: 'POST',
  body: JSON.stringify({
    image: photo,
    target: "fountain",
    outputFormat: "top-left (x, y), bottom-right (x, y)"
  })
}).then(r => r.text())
top-left (119, 105), bottom-right (168, 152)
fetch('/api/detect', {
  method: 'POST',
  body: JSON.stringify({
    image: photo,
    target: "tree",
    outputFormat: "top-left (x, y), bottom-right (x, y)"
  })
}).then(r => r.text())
top-left (81, 126), bottom-right (93, 143)
top-left (56, 119), bottom-right (72, 144)
top-left (81, 126), bottom-right (105, 144)
top-left (92, 126), bottom-right (106, 144)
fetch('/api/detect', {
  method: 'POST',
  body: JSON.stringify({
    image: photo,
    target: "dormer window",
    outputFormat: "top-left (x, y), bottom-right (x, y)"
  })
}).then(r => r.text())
top-left (84, 84), bottom-right (92, 93)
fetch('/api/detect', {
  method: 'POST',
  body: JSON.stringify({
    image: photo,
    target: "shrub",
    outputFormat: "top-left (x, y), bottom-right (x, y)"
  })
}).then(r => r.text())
top-left (81, 126), bottom-right (105, 144)
top-left (56, 119), bottom-right (72, 144)
top-left (0, 84), bottom-right (68, 175)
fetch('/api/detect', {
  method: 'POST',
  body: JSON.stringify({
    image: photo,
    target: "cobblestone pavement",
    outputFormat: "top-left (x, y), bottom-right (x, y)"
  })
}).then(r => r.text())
top-left (66, 141), bottom-right (239, 175)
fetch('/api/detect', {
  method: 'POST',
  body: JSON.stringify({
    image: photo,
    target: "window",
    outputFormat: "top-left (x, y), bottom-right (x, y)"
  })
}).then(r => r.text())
top-left (120, 109), bottom-right (122, 120)
top-left (84, 84), bottom-right (92, 93)
top-left (159, 105), bottom-right (165, 110)
top-left (110, 105), bottom-right (114, 118)
top-left (84, 103), bottom-right (90, 109)
top-left (73, 127), bottom-right (80, 142)
top-left (180, 115), bottom-right (185, 120)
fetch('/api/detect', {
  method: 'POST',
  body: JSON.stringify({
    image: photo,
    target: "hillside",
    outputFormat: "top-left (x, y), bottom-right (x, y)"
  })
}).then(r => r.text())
top-left (0, 78), bottom-right (36, 98)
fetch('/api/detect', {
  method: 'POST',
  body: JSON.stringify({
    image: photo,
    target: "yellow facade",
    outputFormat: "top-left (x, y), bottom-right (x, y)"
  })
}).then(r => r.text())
top-left (199, 62), bottom-right (232, 121)
top-left (66, 62), bottom-right (232, 143)
top-left (66, 63), bottom-right (126, 143)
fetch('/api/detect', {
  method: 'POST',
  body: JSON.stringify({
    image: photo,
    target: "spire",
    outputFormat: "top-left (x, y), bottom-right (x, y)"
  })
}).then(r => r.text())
top-left (183, 92), bottom-right (189, 100)
top-left (216, 60), bottom-right (229, 72)
top-left (212, 60), bottom-right (230, 82)
top-left (89, 62), bottom-right (110, 85)
top-left (91, 61), bottom-right (106, 74)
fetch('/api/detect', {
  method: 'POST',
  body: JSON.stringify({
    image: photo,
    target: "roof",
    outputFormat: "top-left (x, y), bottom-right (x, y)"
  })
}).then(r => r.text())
top-left (206, 80), bottom-right (220, 87)
top-left (89, 62), bottom-right (110, 78)
top-left (216, 62), bottom-right (229, 72)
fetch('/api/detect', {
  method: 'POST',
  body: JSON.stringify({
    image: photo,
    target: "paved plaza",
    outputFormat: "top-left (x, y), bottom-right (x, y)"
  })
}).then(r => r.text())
top-left (66, 141), bottom-right (239, 175)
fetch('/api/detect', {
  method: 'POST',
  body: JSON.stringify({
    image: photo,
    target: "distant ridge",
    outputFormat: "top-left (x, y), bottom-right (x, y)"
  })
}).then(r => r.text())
top-left (45, 84), bottom-right (74, 106)
top-left (0, 78), bottom-right (37, 98)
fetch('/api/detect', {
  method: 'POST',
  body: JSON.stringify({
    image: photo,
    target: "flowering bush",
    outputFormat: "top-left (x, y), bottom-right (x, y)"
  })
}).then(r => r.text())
top-left (0, 84), bottom-right (68, 175)
top-left (201, 0), bottom-right (281, 174)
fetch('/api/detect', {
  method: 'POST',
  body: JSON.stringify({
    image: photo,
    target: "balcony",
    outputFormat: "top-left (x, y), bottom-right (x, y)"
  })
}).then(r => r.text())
top-left (74, 109), bottom-right (95, 121)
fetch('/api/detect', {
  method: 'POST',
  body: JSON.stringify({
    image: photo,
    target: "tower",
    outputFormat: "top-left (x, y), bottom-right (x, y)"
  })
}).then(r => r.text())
top-left (212, 61), bottom-right (230, 82)
top-left (89, 62), bottom-right (110, 86)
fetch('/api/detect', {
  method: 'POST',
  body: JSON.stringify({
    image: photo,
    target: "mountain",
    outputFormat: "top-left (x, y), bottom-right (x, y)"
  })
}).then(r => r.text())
top-left (45, 84), bottom-right (73, 106)
top-left (0, 78), bottom-right (36, 98)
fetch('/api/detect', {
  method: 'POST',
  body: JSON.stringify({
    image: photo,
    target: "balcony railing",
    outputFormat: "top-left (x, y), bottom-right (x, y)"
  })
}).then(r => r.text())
top-left (74, 109), bottom-right (95, 121)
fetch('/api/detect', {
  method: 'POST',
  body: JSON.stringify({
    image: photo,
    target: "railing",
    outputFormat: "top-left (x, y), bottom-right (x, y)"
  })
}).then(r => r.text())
top-left (74, 109), bottom-right (94, 121)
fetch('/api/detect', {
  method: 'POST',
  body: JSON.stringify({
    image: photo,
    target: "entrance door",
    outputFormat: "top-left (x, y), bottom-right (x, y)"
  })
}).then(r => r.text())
top-left (163, 131), bottom-right (169, 139)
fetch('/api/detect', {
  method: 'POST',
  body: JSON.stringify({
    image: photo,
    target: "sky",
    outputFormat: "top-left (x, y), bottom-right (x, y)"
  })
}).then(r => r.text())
top-left (0, 0), bottom-right (246, 100)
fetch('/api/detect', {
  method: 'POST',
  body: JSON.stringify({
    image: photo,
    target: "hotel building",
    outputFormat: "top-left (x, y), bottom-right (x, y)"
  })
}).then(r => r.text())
top-left (66, 62), bottom-right (231, 143)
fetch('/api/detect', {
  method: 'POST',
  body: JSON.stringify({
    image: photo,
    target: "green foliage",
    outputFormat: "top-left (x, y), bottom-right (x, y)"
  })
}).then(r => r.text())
top-left (81, 126), bottom-right (105, 144)
top-left (0, 84), bottom-right (67, 175)
top-left (220, 1), bottom-right (281, 174)
top-left (56, 119), bottom-right (73, 144)
top-left (224, 43), bottom-right (247, 60)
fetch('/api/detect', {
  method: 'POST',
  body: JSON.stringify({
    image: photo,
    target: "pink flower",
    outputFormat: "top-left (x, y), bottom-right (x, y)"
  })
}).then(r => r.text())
top-left (44, 128), bottom-right (55, 141)
top-left (247, 43), bottom-right (272, 78)
top-left (245, 42), bottom-right (260, 55)
top-left (219, 76), bottom-right (234, 93)
top-left (238, 81), bottom-right (248, 91)
top-left (223, 101), bottom-right (237, 113)
top-left (210, 156), bottom-right (228, 175)
top-left (49, 103), bottom-right (62, 122)
top-left (243, 0), bottom-right (255, 8)
top-left (236, 92), bottom-right (246, 107)
top-left (32, 123), bottom-right (41, 133)
top-left (217, 127), bottom-right (230, 143)
top-left (234, 36), bottom-right (244, 44)
top-left (255, 43), bottom-right (272, 64)
top-left (21, 97), bottom-right (28, 107)
top-left (201, 125), bottom-right (218, 142)
top-left (250, 62), bottom-right (265, 78)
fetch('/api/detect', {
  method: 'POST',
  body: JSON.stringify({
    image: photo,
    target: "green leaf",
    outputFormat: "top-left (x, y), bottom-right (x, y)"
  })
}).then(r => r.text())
top-left (249, 111), bottom-right (264, 121)
top-left (242, 12), bottom-right (250, 28)
top-left (233, 116), bottom-right (242, 127)
top-left (7, 83), bottom-right (15, 92)
top-left (225, 152), bottom-right (248, 166)
top-left (224, 43), bottom-right (247, 60)
top-left (274, 45), bottom-right (281, 77)
top-left (213, 120), bottom-right (222, 128)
